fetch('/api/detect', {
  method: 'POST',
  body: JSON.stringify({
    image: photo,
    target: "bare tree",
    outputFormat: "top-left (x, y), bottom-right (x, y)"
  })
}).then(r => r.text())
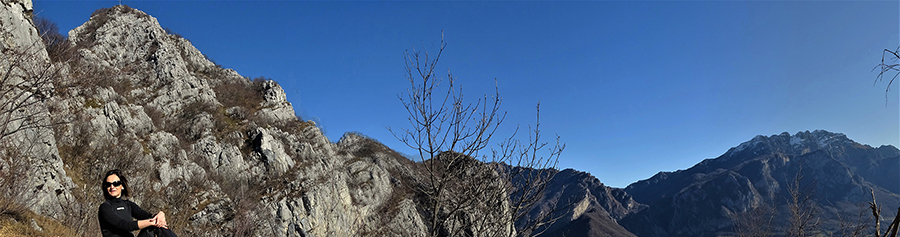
top-left (730, 202), bottom-right (776, 237)
top-left (0, 139), bottom-right (39, 218)
top-left (870, 189), bottom-right (884, 237)
top-left (389, 36), bottom-right (564, 237)
top-left (875, 207), bottom-right (900, 237)
top-left (495, 109), bottom-right (566, 237)
top-left (834, 203), bottom-right (871, 237)
top-left (33, 16), bottom-right (73, 63)
top-left (0, 43), bottom-right (58, 143)
top-left (785, 166), bottom-right (820, 237)
top-left (872, 46), bottom-right (900, 237)
top-left (0, 25), bottom-right (68, 226)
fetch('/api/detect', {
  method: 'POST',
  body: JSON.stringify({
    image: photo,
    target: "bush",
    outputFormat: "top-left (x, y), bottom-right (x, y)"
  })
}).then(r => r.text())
top-left (163, 27), bottom-right (183, 39)
top-left (0, 142), bottom-right (36, 221)
top-left (213, 78), bottom-right (265, 111)
top-left (168, 100), bottom-right (217, 144)
top-left (32, 16), bottom-right (73, 63)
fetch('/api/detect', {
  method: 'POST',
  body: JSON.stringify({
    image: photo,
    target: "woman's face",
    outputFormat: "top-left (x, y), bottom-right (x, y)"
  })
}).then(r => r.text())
top-left (105, 174), bottom-right (123, 198)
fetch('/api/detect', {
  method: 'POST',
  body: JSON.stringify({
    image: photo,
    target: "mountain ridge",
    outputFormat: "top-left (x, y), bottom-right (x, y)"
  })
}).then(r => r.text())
top-left (617, 130), bottom-right (899, 236)
top-left (526, 129), bottom-right (898, 237)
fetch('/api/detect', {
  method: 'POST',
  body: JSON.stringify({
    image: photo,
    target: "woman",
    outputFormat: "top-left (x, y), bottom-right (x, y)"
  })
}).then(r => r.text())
top-left (98, 169), bottom-right (177, 237)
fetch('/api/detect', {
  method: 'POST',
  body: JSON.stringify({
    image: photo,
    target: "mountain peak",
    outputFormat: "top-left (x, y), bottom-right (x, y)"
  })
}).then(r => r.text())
top-left (61, 5), bottom-right (295, 118)
top-left (68, 5), bottom-right (158, 48)
top-left (726, 130), bottom-right (854, 158)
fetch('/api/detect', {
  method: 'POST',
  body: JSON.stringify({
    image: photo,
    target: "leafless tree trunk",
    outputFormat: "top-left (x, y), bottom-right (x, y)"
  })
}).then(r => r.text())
top-left (390, 36), bottom-right (564, 237)
top-left (870, 189), bottom-right (884, 237)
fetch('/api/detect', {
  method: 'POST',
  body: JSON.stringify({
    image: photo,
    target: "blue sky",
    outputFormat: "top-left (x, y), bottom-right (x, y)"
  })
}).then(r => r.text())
top-left (34, 1), bottom-right (899, 188)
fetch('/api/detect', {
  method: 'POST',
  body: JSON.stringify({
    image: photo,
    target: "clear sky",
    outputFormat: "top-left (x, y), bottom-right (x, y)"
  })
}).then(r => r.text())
top-left (33, 1), bottom-right (899, 188)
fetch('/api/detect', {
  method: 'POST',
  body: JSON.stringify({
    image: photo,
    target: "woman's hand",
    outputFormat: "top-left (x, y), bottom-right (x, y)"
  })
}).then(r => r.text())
top-left (155, 211), bottom-right (168, 229)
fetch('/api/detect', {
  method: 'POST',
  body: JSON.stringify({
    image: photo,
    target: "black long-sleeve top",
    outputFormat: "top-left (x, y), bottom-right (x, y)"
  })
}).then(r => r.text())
top-left (98, 197), bottom-right (154, 237)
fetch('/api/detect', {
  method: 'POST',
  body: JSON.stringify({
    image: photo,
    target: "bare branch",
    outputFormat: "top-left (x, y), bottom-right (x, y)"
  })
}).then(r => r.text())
top-left (874, 46), bottom-right (900, 104)
top-left (390, 37), bottom-right (564, 237)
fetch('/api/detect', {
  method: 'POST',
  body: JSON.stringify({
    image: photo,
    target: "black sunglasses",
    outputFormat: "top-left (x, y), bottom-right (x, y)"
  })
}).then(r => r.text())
top-left (104, 181), bottom-right (123, 188)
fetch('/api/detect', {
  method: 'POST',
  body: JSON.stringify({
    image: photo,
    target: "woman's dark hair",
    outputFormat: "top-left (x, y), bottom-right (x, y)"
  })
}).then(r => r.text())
top-left (102, 169), bottom-right (130, 199)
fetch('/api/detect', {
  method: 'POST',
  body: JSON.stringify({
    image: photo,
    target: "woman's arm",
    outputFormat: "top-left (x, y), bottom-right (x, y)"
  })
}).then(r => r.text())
top-left (128, 200), bottom-right (154, 220)
top-left (98, 202), bottom-right (141, 231)
top-left (126, 200), bottom-right (168, 229)
top-left (137, 219), bottom-right (156, 229)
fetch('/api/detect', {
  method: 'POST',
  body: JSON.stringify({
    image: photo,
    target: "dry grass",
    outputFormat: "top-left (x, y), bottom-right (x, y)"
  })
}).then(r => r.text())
top-left (0, 210), bottom-right (78, 237)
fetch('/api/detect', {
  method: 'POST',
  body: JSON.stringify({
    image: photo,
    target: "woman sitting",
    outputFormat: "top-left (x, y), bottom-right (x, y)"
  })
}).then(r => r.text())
top-left (97, 169), bottom-right (177, 237)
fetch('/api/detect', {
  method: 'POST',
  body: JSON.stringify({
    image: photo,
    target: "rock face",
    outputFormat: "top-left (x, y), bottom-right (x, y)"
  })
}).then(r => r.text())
top-left (620, 130), bottom-right (900, 237)
top-left (0, 0), bottom-right (74, 220)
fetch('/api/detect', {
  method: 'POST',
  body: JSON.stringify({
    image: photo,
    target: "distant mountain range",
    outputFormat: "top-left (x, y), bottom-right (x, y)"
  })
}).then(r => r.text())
top-left (534, 130), bottom-right (899, 237)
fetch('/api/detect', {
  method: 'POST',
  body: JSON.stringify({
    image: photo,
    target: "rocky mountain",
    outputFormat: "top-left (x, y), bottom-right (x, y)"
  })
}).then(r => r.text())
top-left (2, 2), bottom-right (432, 236)
top-left (619, 130), bottom-right (900, 236)
top-left (498, 130), bottom-right (899, 237)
